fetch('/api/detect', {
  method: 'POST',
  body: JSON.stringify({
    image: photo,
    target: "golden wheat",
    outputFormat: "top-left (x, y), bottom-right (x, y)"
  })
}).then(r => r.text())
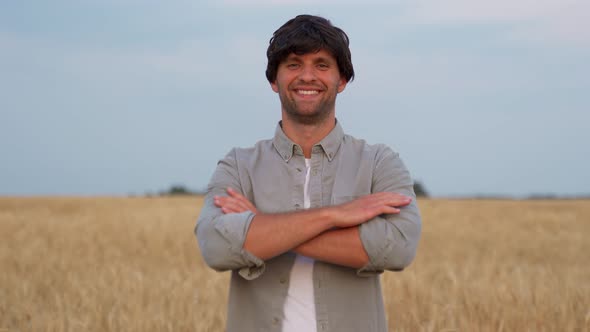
top-left (0, 197), bottom-right (588, 331)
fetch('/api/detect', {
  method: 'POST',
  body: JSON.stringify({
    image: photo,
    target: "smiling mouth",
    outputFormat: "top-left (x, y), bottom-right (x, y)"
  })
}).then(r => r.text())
top-left (296, 90), bottom-right (320, 95)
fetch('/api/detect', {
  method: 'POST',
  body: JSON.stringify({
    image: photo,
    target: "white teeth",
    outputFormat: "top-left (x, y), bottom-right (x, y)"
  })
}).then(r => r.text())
top-left (297, 90), bottom-right (319, 95)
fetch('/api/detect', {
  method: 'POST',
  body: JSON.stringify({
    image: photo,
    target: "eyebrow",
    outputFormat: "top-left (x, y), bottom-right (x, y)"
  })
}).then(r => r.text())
top-left (313, 56), bottom-right (332, 64)
top-left (284, 55), bottom-right (334, 64)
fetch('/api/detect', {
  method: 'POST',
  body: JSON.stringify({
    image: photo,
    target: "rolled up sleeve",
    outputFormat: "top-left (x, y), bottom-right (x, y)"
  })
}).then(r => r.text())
top-left (357, 146), bottom-right (422, 276)
top-left (195, 149), bottom-right (266, 280)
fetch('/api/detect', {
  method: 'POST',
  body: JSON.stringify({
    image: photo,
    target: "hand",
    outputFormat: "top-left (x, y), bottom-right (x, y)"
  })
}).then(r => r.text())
top-left (214, 187), bottom-right (259, 214)
top-left (329, 192), bottom-right (411, 228)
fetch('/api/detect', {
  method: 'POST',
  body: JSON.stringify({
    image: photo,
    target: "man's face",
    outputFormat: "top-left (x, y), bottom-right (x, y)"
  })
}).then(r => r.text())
top-left (271, 49), bottom-right (347, 125)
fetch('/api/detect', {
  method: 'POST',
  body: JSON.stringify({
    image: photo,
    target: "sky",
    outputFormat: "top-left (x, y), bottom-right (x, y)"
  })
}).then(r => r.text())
top-left (1, 0), bottom-right (588, 197)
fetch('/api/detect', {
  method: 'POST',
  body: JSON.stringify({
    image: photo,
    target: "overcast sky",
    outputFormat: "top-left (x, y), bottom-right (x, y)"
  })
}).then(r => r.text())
top-left (1, 0), bottom-right (588, 197)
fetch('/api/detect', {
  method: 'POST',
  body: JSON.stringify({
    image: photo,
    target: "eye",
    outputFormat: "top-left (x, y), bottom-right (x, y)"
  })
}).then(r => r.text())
top-left (317, 63), bottom-right (329, 70)
top-left (286, 63), bottom-right (300, 69)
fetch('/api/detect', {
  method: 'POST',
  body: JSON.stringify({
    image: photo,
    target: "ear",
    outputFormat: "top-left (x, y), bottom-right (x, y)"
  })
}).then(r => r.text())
top-left (271, 81), bottom-right (279, 93)
top-left (337, 77), bottom-right (348, 93)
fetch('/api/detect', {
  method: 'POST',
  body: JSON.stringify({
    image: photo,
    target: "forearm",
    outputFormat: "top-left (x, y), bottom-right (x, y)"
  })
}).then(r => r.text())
top-left (196, 205), bottom-right (259, 272)
top-left (215, 183), bottom-right (413, 267)
top-left (243, 208), bottom-right (335, 260)
top-left (293, 226), bottom-right (369, 269)
top-left (358, 203), bottom-right (422, 272)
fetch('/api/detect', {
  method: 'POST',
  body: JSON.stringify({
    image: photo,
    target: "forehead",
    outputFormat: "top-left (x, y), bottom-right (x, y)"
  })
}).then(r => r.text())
top-left (284, 49), bottom-right (337, 62)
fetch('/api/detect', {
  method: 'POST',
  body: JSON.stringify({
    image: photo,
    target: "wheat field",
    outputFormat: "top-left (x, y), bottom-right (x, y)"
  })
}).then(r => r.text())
top-left (0, 197), bottom-right (588, 331)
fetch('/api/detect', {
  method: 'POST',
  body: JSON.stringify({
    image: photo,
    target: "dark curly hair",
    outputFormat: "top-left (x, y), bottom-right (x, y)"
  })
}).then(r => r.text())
top-left (265, 15), bottom-right (355, 84)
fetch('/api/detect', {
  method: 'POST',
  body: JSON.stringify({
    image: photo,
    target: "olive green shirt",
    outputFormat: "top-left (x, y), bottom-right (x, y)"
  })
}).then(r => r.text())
top-left (195, 121), bottom-right (421, 332)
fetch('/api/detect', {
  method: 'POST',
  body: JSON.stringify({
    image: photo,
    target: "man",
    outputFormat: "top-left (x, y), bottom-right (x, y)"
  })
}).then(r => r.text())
top-left (195, 15), bottom-right (421, 332)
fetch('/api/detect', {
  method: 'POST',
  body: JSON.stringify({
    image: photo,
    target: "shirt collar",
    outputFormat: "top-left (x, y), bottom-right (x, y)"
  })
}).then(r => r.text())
top-left (272, 119), bottom-right (344, 162)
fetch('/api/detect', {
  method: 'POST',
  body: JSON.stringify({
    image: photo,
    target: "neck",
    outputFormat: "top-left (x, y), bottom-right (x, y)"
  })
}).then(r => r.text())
top-left (281, 113), bottom-right (336, 158)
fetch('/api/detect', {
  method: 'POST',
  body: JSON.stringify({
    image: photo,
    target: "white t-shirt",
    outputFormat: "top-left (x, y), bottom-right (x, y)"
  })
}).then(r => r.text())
top-left (281, 158), bottom-right (317, 332)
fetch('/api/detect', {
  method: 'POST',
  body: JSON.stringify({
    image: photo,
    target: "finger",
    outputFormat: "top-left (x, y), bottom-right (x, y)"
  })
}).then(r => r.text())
top-left (214, 196), bottom-right (235, 208)
top-left (225, 189), bottom-right (248, 205)
top-left (216, 195), bottom-right (243, 207)
top-left (224, 206), bottom-right (247, 214)
top-left (221, 206), bottom-right (238, 214)
top-left (359, 193), bottom-right (410, 207)
top-left (243, 200), bottom-right (258, 213)
top-left (234, 199), bottom-right (253, 212)
top-left (361, 192), bottom-right (409, 205)
top-left (382, 206), bottom-right (401, 214)
top-left (361, 198), bottom-right (409, 214)
top-left (220, 196), bottom-right (257, 214)
top-left (385, 197), bottom-right (412, 207)
top-left (227, 187), bottom-right (258, 213)
top-left (377, 193), bottom-right (412, 207)
top-left (237, 201), bottom-right (258, 214)
top-left (382, 192), bottom-right (412, 202)
top-left (215, 196), bottom-right (240, 210)
top-left (364, 204), bottom-right (401, 216)
top-left (222, 201), bottom-right (249, 213)
top-left (227, 187), bottom-right (245, 199)
top-left (214, 195), bottom-right (223, 207)
top-left (223, 194), bottom-right (252, 210)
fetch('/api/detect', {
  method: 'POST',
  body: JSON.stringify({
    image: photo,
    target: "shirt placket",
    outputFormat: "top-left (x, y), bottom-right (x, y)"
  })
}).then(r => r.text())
top-left (291, 145), bottom-right (306, 212)
top-left (309, 146), bottom-right (323, 209)
top-left (311, 146), bottom-right (330, 331)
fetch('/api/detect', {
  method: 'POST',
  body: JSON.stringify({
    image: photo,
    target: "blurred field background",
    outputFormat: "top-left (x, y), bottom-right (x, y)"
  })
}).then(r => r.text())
top-left (1, 197), bottom-right (588, 331)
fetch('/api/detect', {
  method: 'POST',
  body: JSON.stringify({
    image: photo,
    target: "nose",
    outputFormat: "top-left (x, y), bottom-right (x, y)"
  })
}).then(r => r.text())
top-left (297, 64), bottom-right (316, 82)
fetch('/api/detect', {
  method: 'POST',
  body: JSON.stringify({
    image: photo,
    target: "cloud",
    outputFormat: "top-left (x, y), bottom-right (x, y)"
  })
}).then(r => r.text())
top-left (403, 0), bottom-right (590, 47)
top-left (221, 0), bottom-right (395, 5)
top-left (352, 48), bottom-right (540, 104)
top-left (218, 0), bottom-right (589, 47)
top-left (507, 3), bottom-right (590, 46)
top-left (407, 0), bottom-right (567, 21)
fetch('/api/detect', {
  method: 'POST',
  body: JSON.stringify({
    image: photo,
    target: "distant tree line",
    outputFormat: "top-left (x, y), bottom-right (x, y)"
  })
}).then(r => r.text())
top-left (145, 183), bottom-right (589, 199)
top-left (154, 181), bottom-right (430, 198)
top-left (154, 185), bottom-right (205, 196)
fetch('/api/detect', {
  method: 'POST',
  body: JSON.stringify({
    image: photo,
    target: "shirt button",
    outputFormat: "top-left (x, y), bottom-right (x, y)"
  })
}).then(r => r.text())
top-left (279, 277), bottom-right (287, 284)
top-left (312, 169), bottom-right (318, 176)
top-left (294, 203), bottom-right (300, 209)
top-left (296, 168), bottom-right (302, 172)
top-left (272, 317), bottom-right (280, 325)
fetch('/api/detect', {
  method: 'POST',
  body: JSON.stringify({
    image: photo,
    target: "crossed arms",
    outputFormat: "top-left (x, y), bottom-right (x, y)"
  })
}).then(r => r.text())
top-left (195, 146), bottom-right (422, 279)
top-left (215, 187), bottom-right (412, 269)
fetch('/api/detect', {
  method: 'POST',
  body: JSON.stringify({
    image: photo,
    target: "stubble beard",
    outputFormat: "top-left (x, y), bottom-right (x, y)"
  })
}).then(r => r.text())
top-left (280, 91), bottom-right (336, 126)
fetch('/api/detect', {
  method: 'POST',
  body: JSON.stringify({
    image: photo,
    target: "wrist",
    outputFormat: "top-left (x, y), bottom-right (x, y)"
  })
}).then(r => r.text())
top-left (319, 206), bottom-right (338, 229)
